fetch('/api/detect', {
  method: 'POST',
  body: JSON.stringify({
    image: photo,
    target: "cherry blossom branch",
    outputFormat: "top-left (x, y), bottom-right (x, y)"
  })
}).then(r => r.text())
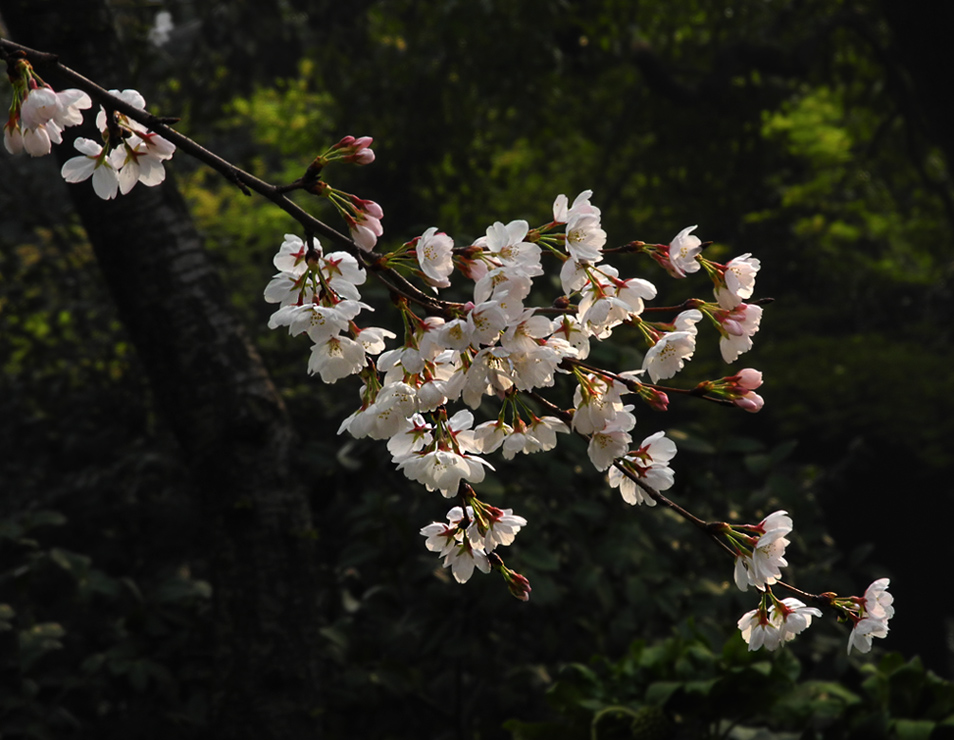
top-left (4, 36), bottom-right (895, 656)
top-left (0, 37), bottom-right (458, 318)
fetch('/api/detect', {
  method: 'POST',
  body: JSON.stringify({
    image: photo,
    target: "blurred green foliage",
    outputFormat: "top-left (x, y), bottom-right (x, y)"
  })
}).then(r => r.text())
top-left (504, 630), bottom-right (954, 739)
top-left (0, 508), bottom-right (211, 739)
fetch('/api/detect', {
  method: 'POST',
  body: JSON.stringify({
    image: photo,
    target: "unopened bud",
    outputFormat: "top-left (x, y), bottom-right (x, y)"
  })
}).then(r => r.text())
top-left (504, 569), bottom-right (532, 602)
top-left (735, 368), bottom-right (762, 389)
top-left (733, 391), bottom-right (764, 413)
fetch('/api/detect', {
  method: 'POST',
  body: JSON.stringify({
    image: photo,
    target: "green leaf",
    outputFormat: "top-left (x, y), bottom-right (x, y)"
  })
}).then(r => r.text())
top-left (48, 547), bottom-right (91, 574)
top-left (155, 577), bottom-right (212, 603)
top-left (684, 677), bottom-right (719, 696)
top-left (645, 680), bottom-right (682, 705)
top-left (17, 622), bottom-right (65, 671)
top-left (502, 718), bottom-right (579, 740)
top-left (25, 510), bottom-right (68, 529)
top-left (891, 719), bottom-right (935, 740)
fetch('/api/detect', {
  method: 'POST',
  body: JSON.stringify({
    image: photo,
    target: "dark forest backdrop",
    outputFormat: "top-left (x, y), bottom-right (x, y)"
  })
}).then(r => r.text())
top-left (1, 1), bottom-right (953, 738)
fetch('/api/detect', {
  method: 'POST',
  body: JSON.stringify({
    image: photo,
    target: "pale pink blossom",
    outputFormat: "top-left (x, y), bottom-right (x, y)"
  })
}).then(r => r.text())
top-left (719, 303), bottom-right (763, 363)
top-left (587, 408), bottom-right (636, 471)
top-left (847, 578), bottom-right (894, 654)
top-left (415, 227), bottom-right (455, 288)
top-left (307, 334), bottom-right (367, 382)
top-left (774, 598), bottom-right (822, 644)
top-left (734, 511), bottom-right (792, 591)
top-left (669, 225), bottom-right (703, 277)
top-left (716, 254), bottom-right (760, 309)
top-left (7, 86), bottom-right (91, 157)
top-left (60, 138), bottom-right (125, 200)
top-left (642, 330), bottom-right (698, 383)
top-left (468, 506), bottom-right (527, 551)
top-left (738, 607), bottom-right (782, 651)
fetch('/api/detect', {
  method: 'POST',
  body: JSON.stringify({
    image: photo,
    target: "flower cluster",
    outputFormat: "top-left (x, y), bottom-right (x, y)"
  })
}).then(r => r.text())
top-left (730, 510), bottom-right (793, 591)
top-left (841, 578), bottom-right (895, 654)
top-left (607, 431), bottom-right (677, 506)
top-left (4, 57), bottom-right (176, 199)
top-left (4, 57), bottom-right (90, 156)
top-left (723, 511), bottom-right (894, 654)
top-left (260, 178), bottom-right (782, 598)
top-left (419, 502), bottom-right (527, 585)
top-left (2, 44), bottom-right (898, 653)
top-left (738, 594), bottom-right (822, 651)
top-left (264, 234), bottom-right (395, 383)
top-left (255, 181), bottom-right (790, 595)
top-left (61, 89), bottom-right (175, 199)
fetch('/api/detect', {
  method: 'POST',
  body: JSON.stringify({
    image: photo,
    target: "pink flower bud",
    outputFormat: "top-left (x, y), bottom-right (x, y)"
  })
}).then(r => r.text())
top-left (351, 197), bottom-right (384, 219)
top-left (346, 148), bottom-right (375, 165)
top-left (505, 570), bottom-right (532, 601)
top-left (736, 368), bottom-right (763, 389)
top-left (333, 135), bottom-right (356, 149)
top-left (360, 213), bottom-right (383, 237)
top-left (733, 391), bottom-right (764, 413)
top-left (640, 387), bottom-right (669, 412)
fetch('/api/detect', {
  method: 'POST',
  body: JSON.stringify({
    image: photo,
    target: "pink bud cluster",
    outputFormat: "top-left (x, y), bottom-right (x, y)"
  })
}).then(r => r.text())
top-left (331, 134), bottom-right (375, 165)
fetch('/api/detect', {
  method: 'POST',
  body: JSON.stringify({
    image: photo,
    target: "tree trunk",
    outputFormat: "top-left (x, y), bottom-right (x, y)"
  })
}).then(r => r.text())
top-left (1, 2), bottom-right (324, 737)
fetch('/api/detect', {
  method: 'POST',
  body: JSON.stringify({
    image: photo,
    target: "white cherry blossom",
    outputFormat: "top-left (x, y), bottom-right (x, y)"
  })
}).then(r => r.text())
top-left (734, 511), bottom-right (792, 591)
top-left (60, 138), bottom-right (125, 200)
top-left (738, 608), bottom-right (782, 651)
top-left (669, 225), bottom-right (703, 277)
top-left (415, 227), bottom-right (455, 288)
top-left (847, 579), bottom-right (894, 654)
top-left (468, 506), bottom-right (526, 552)
top-left (642, 330), bottom-right (698, 383)
top-left (719, 303), bottom-right (763, 363)
top-left (307, 334), bottom-right (367, 382)
top-left (587, 407), bottom-right (636, 471)
top-left (774, 598), bottom-right (822, 644)
top-left (565, 211), bottom-right (606, 263)
top-left (553, 189), bottom-right (599, 224)
top-left (442, 540), bottom-right (491, 583)
top-left (396, 448), bottom-right (493, 497)
top-left (716, 254), bottom-right (760, 309)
